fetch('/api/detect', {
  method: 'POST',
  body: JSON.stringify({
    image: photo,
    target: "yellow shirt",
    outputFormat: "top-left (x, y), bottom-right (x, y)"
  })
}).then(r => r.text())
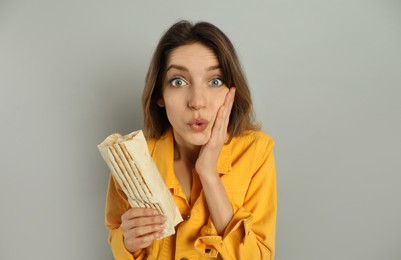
top-left (105, 129), bottom-right (277, 259)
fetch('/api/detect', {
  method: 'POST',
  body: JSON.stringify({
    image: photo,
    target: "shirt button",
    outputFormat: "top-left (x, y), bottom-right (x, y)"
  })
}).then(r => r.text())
top-left (205, 248), bottom-right (211, 253)
top-left (185, 214), bottom-right (190, 220)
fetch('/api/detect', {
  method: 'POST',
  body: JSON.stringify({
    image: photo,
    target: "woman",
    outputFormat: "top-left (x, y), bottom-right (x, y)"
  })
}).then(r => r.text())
top-left (105, 20), bottom-right (277, 259)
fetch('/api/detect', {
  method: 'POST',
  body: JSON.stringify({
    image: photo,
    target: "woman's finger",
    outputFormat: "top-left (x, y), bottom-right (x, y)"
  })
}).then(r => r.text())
top-left (124, 229), bottom-right (165, 252)
top-left (121, 214), bottom-right (166, 231)
top-left (225, 88), bottom-right (236, 125)
top-left (125, 222), bottom-right (166, 238)
top-left (121, 207), bottom-right (159, 222)
top-left (216, 88), bottom-right (235, 136)
top-left (212, 87), bottom-right (236, 140)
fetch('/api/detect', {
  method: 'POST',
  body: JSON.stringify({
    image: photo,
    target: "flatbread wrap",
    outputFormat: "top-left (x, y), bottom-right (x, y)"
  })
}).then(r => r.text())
top-left (98, 130), bottom-right (183, 238)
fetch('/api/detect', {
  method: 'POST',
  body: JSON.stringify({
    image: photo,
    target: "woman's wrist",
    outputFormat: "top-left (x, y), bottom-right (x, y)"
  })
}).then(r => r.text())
top-left (197, 168), bottom-right (219, 181)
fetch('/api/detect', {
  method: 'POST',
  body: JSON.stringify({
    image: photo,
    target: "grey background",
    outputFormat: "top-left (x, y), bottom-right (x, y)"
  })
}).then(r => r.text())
top-left (1, 0), bottom-right (400, 259)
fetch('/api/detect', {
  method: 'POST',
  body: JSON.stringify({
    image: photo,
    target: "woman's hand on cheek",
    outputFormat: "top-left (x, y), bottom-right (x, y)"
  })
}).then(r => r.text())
top-left (195, 87), bottom-right (236, 177)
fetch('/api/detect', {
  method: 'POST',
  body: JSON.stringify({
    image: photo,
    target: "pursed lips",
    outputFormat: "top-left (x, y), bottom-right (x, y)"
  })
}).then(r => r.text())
top-left (188, 118), bottom-right (209, 132)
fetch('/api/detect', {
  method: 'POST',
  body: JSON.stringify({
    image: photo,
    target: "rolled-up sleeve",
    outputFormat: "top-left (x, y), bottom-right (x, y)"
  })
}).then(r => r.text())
top-left (105, 174), bottom-right (147, 260)
top-left (194, 139), bottom-right (277, 259)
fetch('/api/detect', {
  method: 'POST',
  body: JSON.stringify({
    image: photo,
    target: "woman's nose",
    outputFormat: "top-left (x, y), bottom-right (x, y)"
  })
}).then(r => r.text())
top-left (188, 87), bottom-right (206, 110)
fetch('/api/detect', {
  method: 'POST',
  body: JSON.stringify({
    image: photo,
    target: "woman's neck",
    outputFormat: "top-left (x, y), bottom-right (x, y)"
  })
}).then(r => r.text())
top-left (173, 139), bottom-right (200, 165)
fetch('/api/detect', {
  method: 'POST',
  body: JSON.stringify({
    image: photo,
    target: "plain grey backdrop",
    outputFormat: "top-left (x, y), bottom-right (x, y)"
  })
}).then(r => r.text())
top-left (1, 0), bottom-right (400, 259)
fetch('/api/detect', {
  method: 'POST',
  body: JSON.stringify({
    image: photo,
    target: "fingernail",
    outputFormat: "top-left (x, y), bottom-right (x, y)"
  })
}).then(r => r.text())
top-left (158, 231), bottom-right (165, 238)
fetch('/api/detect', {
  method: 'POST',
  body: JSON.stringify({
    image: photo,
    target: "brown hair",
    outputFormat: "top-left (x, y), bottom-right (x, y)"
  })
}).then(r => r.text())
top-left (142, 20), bottom-right (259, 139)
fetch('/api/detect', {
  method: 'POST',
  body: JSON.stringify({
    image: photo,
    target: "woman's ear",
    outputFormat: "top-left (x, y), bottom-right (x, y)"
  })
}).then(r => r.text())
top-left (157, 99), bottom-right (165, 107)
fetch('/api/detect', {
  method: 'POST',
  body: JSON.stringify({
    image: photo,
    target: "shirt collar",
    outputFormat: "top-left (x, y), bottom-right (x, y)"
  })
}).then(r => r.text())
top-left (151, 129), bottom-right (233, 189)
top-left (217, 136), bottom-right (232, 175)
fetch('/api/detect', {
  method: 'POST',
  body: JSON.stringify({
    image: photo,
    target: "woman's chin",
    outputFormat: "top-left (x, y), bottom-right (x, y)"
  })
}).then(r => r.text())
top-left (187, 132), bottom-right (211, 146)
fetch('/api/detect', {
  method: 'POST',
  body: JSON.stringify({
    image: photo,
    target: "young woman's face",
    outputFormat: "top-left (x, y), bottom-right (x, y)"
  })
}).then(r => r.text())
top-left (159, 42), bottom-right (229, 148)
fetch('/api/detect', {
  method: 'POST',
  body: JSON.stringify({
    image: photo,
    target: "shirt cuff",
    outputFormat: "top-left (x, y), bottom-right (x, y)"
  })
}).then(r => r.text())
top-left (109, 227), bottom-right (146, 259)
top-left (194, 207), bottom-right (253, 257)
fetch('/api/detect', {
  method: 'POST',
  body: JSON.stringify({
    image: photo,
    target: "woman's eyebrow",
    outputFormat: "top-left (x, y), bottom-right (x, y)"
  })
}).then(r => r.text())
top-left (166, 64), bottom-right (188, 72)
top-left (207, 65), bottom-right (221, 71)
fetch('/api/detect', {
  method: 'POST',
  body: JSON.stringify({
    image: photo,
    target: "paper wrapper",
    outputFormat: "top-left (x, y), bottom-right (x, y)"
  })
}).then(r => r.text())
top-left (98, 130), bottom-right (182, 238)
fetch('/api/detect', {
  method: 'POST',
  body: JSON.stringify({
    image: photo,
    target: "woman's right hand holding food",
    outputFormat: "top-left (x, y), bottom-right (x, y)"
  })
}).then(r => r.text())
top-left (120, 208), bottom-right (166, 253)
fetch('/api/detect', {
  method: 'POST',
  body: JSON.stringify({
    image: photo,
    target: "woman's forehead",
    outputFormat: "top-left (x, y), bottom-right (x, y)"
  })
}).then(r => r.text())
top-left (166, 42), bottom-right (219, 67)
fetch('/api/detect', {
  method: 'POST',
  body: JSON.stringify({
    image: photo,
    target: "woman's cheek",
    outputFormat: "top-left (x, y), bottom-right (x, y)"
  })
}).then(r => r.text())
top-left (216, 92), bottom-right (228, 111)
top-left (210, 99), bottom-right (224, 125)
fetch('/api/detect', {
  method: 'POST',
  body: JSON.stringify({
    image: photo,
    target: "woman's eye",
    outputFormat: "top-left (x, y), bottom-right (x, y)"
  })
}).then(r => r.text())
top-left (170, 78), bottom-right (188, 87)
top-left (208, 78), bottom-right (224, 87)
